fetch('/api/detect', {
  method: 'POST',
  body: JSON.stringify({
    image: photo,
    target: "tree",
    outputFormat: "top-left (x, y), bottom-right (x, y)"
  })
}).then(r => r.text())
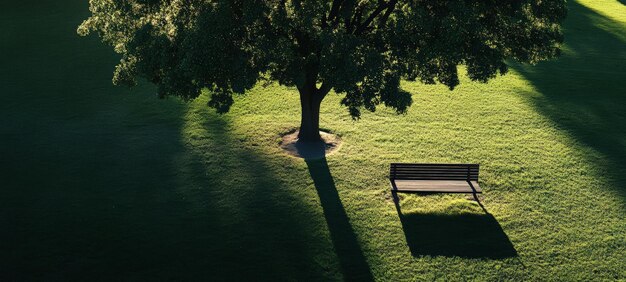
top-left (78, 0), bottom-right (566, 142)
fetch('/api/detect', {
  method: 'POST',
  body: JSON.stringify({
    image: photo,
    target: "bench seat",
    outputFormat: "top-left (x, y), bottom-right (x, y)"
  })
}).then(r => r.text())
top-left (392, 180), bottom-right (482, 193)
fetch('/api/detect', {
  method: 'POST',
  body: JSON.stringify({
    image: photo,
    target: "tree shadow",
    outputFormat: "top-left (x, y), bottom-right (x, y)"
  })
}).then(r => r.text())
top-left (512, 0), bottom-right (626, 201)
top-left (392, 193), bottom-right (518, 259)
top-left (0, 1), bottom-right (337, 280)
top-left (169, 116), bottom-right (337, 280)
top-left (305, 158), bottom-right (374, 281)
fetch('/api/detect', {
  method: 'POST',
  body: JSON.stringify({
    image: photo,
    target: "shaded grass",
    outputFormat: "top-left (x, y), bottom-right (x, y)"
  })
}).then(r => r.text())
top-left (514, 0), bottom-right (626, 201)
top-left (1, 1), bottom-right (338, 280)
top-left (1, 0), bottom-right (625, 280)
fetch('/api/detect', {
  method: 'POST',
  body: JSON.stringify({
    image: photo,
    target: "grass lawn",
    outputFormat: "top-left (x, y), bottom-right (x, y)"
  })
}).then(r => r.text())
top-left (1, 0), bottom-right (625, 280)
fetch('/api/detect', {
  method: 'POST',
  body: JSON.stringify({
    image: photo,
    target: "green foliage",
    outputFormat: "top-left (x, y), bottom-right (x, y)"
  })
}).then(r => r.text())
top-left (78, 0), bottom-right (566, 117)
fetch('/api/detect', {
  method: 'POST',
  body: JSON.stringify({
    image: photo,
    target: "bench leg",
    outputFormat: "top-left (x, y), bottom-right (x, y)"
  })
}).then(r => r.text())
top-left (470, 191), bottom-right (487, 213)
top-left (466, 181), bottom-right (488, 213)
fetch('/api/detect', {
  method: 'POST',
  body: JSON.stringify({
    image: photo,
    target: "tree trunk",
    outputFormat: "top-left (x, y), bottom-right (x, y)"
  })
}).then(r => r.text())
top-left (298, 88), bottom-right (323, 142)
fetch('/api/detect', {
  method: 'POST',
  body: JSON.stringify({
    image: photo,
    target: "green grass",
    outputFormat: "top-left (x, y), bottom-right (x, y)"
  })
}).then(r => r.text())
top-left (1, 0), bottom-right (625, 280)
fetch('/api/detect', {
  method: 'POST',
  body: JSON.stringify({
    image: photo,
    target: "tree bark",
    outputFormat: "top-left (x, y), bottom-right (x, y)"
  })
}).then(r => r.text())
top-left (298, 87), bottom-right (323, 142)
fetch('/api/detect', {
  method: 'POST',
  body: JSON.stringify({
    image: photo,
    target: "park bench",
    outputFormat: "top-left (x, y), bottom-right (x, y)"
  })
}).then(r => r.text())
top-left (389, 163), bottom-right (481, 194)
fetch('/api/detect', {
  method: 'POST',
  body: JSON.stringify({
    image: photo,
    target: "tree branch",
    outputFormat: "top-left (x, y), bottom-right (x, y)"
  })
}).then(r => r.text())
top-left (378, 0), bottom-right (397, 27)
top-left (348, 1), bottom-right (367, 33)
top-left (353, 0), bottom-right (397, 35)
top-left (341, 0), bottom-right (359, 32)
top-left (317, 82), bottom-right (333, 101)
top-left (326, 0), bottom-right (344, 28)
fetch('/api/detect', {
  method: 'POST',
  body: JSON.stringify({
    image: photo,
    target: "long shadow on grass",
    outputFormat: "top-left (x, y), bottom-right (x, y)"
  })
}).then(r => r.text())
top-left (513, 1), bottom-right (626, 202)
top-left (2, 112), bottom-right (330, 280)
top-left (0, 1), bottom-right (332, 280)
top-left (392, 194), bottom-right (517, 259)
top-left (181, 117), bottom-right (332, 280)
top-left (306, 158), bottom-right (374, 281)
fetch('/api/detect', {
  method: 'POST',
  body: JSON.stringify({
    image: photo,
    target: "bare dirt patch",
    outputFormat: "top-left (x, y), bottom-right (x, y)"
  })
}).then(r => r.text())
top-left (280, 129), bottom-right (341, 159)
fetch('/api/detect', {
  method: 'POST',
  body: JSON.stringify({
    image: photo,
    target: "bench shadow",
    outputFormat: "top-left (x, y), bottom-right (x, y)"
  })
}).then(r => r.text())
top-left (392, 193), bottom-right (518, 259)
top-left (305, 158), bottom-right (374, 282)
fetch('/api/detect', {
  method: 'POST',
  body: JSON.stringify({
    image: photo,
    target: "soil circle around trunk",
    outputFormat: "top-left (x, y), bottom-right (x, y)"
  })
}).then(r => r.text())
top-left (280, 129), bottom-right (342, 159)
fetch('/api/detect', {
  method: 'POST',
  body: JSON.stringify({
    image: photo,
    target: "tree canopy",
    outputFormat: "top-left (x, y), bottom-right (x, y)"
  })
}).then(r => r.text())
top-left (79, 0), bottom-right (566, 141)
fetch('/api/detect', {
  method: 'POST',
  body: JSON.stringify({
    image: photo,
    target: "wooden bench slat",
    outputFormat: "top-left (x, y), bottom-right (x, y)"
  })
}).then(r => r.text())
top-left (392, 167), bottom-right (478, 170)
top-left (392, 165), bottom-right (478, 167)
top-left (391, 166), bottom-right (478, 169)
top-left (393, 180), bottom-right (482, 193)
top-left (391, 170), bottom-right (478, 174)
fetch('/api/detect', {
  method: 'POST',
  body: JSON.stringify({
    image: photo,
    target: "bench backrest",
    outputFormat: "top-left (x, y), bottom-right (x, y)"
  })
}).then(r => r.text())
top-left (390, 163), bottom-right (479, 181)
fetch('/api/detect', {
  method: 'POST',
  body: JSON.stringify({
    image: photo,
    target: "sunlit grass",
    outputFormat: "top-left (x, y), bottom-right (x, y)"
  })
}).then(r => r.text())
top-left (1, 0), bottom-right (625, 280)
